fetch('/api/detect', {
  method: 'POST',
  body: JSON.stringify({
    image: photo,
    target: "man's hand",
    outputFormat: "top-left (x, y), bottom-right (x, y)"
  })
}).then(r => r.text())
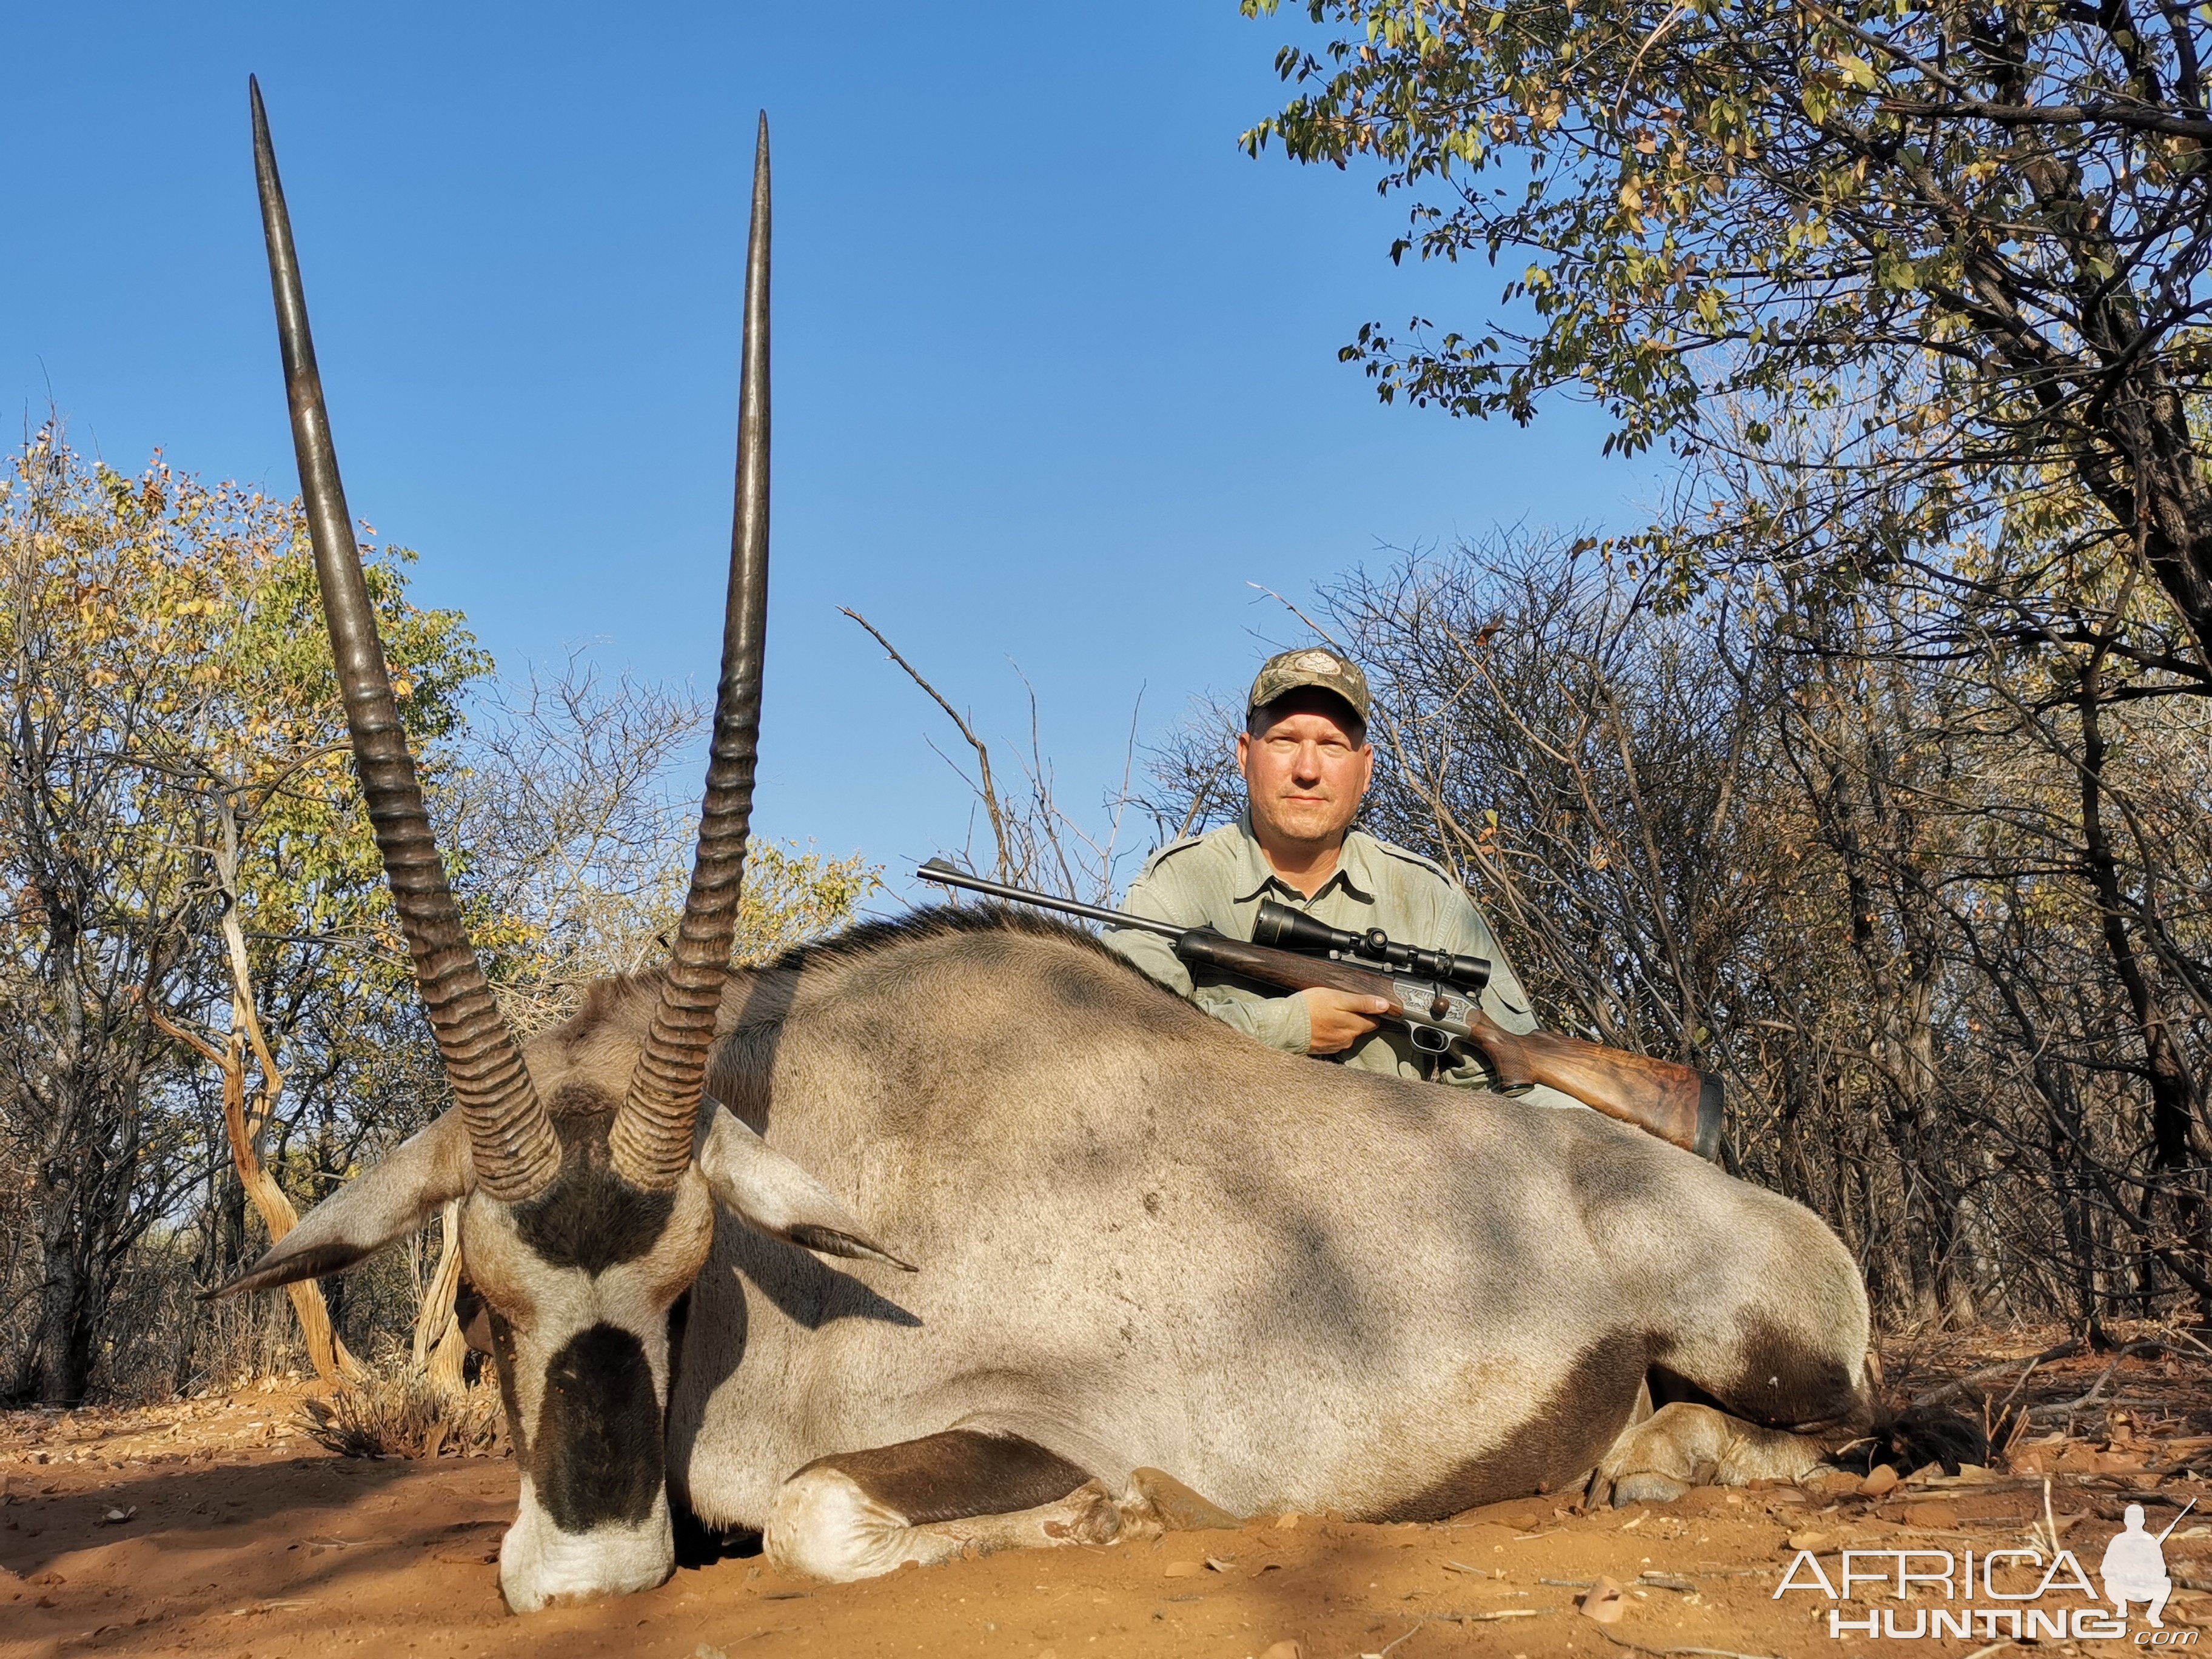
top-left (1301, 987), bottom-right (1392, 1054)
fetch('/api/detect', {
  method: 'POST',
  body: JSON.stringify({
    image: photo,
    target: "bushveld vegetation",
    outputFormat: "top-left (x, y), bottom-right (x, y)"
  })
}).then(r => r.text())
top-left (0, 427), bottom-right (877, 1405)
top-left (1215, 0), bottom-right (2212, 1335)
top-left (12, 0), bottom-right (2212, 1399)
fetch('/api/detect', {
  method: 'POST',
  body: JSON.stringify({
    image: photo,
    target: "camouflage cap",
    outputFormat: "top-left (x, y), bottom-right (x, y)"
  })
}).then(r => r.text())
top-left (1247, 646), bottom-right (1372, 728)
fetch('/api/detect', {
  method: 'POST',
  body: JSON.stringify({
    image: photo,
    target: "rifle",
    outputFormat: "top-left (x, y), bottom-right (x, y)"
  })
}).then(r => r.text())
top-left (917, 859), bottom-right (1722, 1159)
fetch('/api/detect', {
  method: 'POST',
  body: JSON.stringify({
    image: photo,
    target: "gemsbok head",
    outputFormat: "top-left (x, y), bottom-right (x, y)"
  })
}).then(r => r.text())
top-left (219, 79), bottom-right (907, 1612)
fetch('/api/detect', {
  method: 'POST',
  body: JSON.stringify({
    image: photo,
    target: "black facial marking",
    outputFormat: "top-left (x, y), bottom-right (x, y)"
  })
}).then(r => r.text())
top-left (534, 1322), bottom-right (663, 1531)
top-left (794, 1430), bottom-right (1092, 1527)
top-left (666, 1286), bottom-right (692, 1357)
top-left (511, 1091), bottom-right (678, 1274)
top-left (1379, 1338), bottom-right (1650, 1521)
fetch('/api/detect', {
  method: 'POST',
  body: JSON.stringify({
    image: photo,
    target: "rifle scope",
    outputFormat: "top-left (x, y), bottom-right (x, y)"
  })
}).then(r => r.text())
top-left (1251, 899), bottom-right (1492, 993)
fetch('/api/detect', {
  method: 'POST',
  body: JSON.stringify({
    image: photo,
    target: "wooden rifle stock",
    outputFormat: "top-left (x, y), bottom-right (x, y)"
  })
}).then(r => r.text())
top-left (1178, 933), bottom-right (1722, 1158)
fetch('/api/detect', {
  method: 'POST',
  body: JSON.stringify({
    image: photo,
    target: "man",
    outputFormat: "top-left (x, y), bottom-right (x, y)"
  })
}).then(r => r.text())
top-left (1105, 647), bottom-right (1577, 1105)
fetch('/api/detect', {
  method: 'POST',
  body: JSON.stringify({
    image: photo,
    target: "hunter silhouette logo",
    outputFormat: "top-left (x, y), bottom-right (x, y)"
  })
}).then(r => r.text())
top-left (2103, 1501), bottom-right (2191, 1629)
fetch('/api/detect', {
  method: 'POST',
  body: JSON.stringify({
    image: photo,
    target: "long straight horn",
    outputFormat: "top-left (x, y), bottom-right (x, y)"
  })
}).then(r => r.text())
top-left (610, 114), bottom-right (773, 1190)
top-left (250, 77), bottom-right (560, 1202)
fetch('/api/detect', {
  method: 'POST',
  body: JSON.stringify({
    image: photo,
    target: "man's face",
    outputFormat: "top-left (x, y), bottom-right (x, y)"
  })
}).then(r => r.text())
top-left (1237, 692), bottom-right (1374, 850)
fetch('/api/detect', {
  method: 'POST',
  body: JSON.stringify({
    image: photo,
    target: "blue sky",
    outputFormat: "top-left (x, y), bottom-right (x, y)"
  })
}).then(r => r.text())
top-left (9, 2), bottom-right (1660, 904)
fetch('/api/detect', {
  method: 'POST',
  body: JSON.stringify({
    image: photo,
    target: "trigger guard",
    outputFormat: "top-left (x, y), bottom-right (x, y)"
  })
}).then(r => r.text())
top-left (1409, 1022), bottom-right (1452, 1054)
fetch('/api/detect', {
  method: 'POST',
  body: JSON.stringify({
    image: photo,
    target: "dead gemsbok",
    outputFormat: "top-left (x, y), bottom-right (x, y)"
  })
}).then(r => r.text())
top-left (224, 80), bottom-right (1977, 1612)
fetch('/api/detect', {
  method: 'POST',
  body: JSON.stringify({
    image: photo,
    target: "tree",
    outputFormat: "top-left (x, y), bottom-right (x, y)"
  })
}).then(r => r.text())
top-left (444, 657), bottom-right (883, 1033)
top-left (0, 425), bottom-right (481, 1402)
top-left (1322, 541), bottom-right (1764, 1067)
top-left (146, 796), bottom-right (368, 1388)
top-left (1, 426), bottom-right (891, 1401)
top-left (1240, 0), bottom-right (2212, 668)
top-left (842, 609), bottom-right (1145, 905)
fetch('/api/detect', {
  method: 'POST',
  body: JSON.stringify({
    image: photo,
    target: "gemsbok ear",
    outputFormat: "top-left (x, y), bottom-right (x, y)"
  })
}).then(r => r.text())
top-left (204, 1113), bottom-right (474, 1299)
top-left (697, 1102), bottom-right (915, 1271)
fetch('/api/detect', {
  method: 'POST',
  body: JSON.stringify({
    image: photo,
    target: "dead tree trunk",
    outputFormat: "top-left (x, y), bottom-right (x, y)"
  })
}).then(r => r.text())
top-left (151, 1008), bottom-right (360, 1386)
top-left (411, 1199), bottom-right (469, 1395)
top-left (151, 805), bottom-right (361, 1386)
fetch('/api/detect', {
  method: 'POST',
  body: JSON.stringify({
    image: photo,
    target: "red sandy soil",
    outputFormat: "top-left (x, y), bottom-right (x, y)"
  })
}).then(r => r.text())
top-left (6, 1328), bottom-right (2212, 1659)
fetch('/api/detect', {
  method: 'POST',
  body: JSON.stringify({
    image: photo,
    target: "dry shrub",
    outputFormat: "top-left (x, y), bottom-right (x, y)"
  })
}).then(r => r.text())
top-left (298, 1371), bottom-right (507, 1459)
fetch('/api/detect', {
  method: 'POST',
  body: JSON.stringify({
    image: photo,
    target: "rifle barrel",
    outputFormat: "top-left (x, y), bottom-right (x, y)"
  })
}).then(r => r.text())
top-left (916, 859), bottom-right (1187, 940)
top-left (2158, 1497), bottom-right (2197, 1543)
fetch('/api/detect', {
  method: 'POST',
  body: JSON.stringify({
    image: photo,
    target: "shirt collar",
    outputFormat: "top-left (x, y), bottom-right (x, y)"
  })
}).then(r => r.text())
top-left (1334, 829), bottom-right (1382, 902)
top-left (1229, 813), bottom-right (1378, 905)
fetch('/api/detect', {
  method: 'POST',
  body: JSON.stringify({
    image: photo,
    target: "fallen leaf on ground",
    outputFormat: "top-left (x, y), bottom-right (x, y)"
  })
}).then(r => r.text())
top-left (1860, 1464), bottom-right (1900, 1496)
top-left (1786, 1530), bottom-right (1831, 1550)
top-left (1259, 1644), bottom-right (1303, 1659)
top-left (1162, 1561), bottom-right (1202, 1578)
top-left (1579, 1575), bottom-right (1627, 1624)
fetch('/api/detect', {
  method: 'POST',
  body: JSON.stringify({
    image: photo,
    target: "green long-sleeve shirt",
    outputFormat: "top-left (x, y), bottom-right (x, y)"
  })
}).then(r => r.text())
top-left (1103, 816), bottom-right (1583, 1108)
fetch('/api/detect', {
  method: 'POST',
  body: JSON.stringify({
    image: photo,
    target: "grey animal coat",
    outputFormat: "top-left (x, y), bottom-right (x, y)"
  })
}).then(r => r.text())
top-left (650, 909), bottom-right (1868, 1531)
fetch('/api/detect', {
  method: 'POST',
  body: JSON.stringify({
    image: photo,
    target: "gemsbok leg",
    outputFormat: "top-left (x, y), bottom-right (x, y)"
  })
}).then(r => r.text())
top-left (1592, 1399), bottom-right (1843, 1504)
top-left (762, 1430), bottom-right (1237, 1581)
top-left (763, 1431), bottom-right (1121, 1580)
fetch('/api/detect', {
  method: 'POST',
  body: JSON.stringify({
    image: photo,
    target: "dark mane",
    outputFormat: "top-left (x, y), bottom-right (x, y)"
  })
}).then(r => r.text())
top-left (554, 904), bottom-right (1167, 1057)
top-left (762, 901), bottom-right (1139, 977)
